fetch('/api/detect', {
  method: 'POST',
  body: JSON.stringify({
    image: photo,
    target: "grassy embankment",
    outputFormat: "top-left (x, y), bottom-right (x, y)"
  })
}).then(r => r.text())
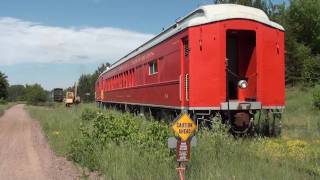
top-left (27, 87), bottom-right (320, 180)
top-left (0, 103), bottom-right (15, 117)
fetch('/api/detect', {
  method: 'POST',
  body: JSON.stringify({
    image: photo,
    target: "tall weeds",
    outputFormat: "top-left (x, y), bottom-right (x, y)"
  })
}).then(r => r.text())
top-left (27, 86), bottom-right (320, 180)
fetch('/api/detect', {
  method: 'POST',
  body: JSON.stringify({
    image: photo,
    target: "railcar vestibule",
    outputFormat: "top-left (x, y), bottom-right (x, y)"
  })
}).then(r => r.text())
top-left (226, 30), bottom-right (257, 101)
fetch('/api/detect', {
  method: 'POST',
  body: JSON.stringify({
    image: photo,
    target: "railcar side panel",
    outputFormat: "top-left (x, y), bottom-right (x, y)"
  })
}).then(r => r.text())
top-left (100, 31), bottom-right (189, 108)
top-left (188, 23), bottom-right (223, 108)
top-left (259, 28), bottom-right (285, 107)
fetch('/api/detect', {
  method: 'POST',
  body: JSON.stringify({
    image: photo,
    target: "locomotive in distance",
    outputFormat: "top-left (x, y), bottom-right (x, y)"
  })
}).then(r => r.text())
top-left (95, 4), bottom-right (285, 135)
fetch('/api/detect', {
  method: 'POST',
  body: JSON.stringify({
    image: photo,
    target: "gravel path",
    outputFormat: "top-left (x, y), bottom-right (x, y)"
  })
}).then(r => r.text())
top-left (0, 104), bottom-right (82, 180)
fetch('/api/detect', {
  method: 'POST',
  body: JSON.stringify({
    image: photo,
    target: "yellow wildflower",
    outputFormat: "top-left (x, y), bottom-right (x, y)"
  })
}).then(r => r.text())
top-left (257, 140), bottom-right (285, 160)
top-left (52, 131), bottom-right (60, 135)
top-left (286, 140), bottom-right (308, 160)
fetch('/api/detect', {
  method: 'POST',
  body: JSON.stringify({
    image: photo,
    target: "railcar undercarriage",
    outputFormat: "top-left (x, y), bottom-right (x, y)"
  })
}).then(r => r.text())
top-left (191, 109), bottom-right (282, 137)
top-left (96, 101), bottom-right (282, 137)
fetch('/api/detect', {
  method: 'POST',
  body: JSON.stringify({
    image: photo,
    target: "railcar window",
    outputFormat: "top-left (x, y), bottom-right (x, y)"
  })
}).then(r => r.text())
top-left (149, 60), bottom-right (158, 75)
top-left (183, 37), bottom-right (189, 56)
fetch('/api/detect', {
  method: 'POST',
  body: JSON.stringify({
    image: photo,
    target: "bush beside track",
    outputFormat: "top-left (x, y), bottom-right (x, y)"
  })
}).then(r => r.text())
top-left (27, 87), bottom-right (320, 180)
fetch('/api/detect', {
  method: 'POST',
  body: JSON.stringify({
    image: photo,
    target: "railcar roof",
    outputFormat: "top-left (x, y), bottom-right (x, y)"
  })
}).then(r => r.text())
top-left (100, 4), bottom-right (284, 77)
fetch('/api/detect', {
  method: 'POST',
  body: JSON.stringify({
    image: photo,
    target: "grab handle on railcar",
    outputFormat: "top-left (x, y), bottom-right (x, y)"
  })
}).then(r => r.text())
top-left (179, 75), bottom-right (182, 101)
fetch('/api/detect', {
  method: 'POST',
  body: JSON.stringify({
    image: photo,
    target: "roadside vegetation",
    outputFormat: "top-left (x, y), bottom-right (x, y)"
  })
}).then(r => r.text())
top-left (7, 84), bottom-right (48, 105)
top-left (284, 86), bottom-right (320, 139)
top-left (0, 102), bottom-right (14, 117)
top-left (0, 71), bottom-right (11, 116)
top-left (312, 85), bottom-right (320, 110)
top-left (27, 87), bottom-right (320, 180)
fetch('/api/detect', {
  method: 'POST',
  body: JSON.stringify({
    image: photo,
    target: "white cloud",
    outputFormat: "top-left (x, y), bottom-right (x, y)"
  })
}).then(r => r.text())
top-left (0, 17), bottom-right (154, 65)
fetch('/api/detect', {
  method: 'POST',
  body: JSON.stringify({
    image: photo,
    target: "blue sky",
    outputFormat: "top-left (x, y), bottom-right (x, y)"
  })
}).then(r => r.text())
top-left (0, 0), bottom-right (286, 90)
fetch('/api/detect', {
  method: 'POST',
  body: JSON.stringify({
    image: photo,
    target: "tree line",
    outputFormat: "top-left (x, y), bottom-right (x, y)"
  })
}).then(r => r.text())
top-left (0, 73), bottom-right (48, 105)
top-left (76, 62), bottom-right (110, 102)
top-left (0, 63), bottom-right (109, 105)
top-left (1, 0), bottom-right (319, 104)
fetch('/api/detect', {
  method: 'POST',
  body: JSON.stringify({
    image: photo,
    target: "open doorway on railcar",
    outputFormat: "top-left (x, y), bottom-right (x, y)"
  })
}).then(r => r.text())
top-left (226, 30), bottom-right (257, 102)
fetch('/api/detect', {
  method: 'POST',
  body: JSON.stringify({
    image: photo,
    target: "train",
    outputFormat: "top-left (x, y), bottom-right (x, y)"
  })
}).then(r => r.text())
top-left (95, 4), bottom-right (285, 135)
top-left (53, 88), bottom-right (63, 102)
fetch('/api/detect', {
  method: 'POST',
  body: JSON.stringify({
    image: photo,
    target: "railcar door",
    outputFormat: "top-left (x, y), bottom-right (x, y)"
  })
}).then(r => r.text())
top-left (226, 30), bottom-right (257, 102)
top-left (226, 32), bottom-right (238, 100)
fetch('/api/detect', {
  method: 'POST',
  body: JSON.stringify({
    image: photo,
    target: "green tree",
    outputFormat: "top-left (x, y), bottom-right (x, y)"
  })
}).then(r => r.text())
top-left (8, 85), bottom-right (26, 102)
top-left (287, 0), bottom-right (320, 55)
top-left (285, 41), bottom-right (312, 85)
top-left (284, 0), bottom-right (320, 85)
top-left (0, 71), bottom-right (9, 100)
top-left (78, 74), bottom-right (93, 102)
top-left (91, 63), bottom-right (110, 84)
top-left (25, 84), bottom-right (48, 105)
top-left (302, 55), bottom-right (320, 85)
top-left (77, 63), bottom-right (110, 102)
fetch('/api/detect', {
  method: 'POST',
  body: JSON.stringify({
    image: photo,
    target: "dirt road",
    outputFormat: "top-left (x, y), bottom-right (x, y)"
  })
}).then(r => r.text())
top-left (0, 104), bottom-right (82, 180)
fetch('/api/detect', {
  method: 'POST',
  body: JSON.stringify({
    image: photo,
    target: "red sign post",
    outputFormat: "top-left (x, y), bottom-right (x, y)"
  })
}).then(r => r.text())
top-left (171, 113), bottom-right (197, 180)
top-left (176, 140), bottom-right (190, 162)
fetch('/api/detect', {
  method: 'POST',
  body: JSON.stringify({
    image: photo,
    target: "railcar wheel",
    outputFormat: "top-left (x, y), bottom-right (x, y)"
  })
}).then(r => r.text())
top-left (230, 111), bottom-right (253, 134)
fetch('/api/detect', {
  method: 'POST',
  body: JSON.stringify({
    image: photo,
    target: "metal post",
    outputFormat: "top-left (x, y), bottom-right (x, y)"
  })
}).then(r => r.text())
top-left (176, 162), bottom-right (186, 180)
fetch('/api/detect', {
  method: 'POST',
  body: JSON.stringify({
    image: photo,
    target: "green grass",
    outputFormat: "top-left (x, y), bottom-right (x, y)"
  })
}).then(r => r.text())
top-left (26, 88), bottom-right (320, 180)
top-left (283, 87), bottom-right (320, 139)
top-left (0, 102), bottom-right (15, 117)
top-left (27, 103), bottom-right (96, 156)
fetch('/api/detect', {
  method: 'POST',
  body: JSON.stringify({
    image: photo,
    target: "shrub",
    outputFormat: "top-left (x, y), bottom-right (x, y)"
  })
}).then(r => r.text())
top-left (302, 56), bottom-right (320, 86)
top-left (25, 84), bottom-right (48, 105)
top-left (313, 86), bottom-right (320, 109)
top-left (8, 85), bottom-right (26, 102)
top-left (0, 71), bottom-right (9, 100)
top-left (81, 108), bottom-right (98, 121)
top-left (0, 98), bottom-right (7, 105)
top-left (68, 109), bottom-right (171, 171)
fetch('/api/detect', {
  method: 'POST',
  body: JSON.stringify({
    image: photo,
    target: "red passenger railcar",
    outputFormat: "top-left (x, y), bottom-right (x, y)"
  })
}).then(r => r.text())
top-left (96, 4), bottom-right (285, 135)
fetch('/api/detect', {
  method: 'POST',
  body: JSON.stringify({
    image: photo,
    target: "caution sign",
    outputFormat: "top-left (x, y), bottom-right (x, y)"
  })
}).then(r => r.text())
top-left (172, 113), bottom-right (197, 141)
